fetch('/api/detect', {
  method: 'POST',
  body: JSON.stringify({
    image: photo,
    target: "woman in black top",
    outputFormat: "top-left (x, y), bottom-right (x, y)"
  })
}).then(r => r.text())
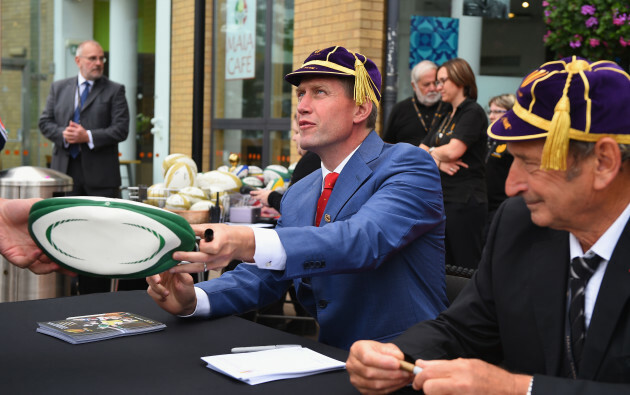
top-left (421, 58), bottom-right (488, 270)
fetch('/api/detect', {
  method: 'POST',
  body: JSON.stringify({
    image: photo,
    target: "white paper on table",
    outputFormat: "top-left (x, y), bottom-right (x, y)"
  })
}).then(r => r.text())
top-left (201, 347), bottom-right (346, 385)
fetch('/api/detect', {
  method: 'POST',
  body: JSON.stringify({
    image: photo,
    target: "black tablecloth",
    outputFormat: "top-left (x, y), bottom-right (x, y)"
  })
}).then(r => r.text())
top-left (0, 290), bottom-right (356, 394)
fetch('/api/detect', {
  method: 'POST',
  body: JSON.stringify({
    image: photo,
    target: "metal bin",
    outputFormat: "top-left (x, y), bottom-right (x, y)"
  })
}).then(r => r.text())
top-left (0, 166), bottom-right (73, 302)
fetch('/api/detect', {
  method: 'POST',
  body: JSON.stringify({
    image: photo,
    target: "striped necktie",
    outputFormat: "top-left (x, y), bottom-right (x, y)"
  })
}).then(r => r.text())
top-left (568, 254), bottom-right (603, 369)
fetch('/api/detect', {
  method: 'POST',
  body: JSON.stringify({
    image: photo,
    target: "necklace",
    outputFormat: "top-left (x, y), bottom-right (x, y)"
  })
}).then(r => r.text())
top-left (434, 111), bottom-right (456, 146)
top-left (411, 97), bottom-right (443, 135)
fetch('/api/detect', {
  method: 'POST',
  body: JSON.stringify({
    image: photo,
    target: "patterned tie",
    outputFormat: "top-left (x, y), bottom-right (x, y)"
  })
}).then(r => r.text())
top-left (568, 254), bottom-right (603, 368)
top-left (70, 81), bottom-right (90, 158)
top-left (315, 172), bottom-right (338, 226)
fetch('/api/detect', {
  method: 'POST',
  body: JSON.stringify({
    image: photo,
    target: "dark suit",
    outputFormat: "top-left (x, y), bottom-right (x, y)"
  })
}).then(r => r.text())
top-left (394, 197), bottom-right (630, 393)
top-left (39, 75), bottom-right (129, 193)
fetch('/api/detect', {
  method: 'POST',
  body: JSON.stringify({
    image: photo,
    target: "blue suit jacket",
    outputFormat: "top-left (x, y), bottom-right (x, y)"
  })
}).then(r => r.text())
top-left (198, 131), bottom-right (448, 349)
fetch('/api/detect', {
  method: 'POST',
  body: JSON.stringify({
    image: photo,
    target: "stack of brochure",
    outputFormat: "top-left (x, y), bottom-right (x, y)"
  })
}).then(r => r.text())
top-left (36, 312), bottom-right (166, 344)
top-left (201, 346), bottom-right (346, 385)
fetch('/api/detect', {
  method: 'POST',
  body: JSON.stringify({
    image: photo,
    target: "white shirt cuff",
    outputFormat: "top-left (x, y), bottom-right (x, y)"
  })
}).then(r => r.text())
top-left (243, 228), bottom-right (287, 270)
top-left (179, 287), bottom-right (211, 318)
top-left (87, 130), bottom-right (94, 149)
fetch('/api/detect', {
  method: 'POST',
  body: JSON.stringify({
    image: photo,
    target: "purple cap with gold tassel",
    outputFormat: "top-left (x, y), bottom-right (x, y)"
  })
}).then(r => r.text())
top-left (488, 56), bottom-right (630, 170)
top-left (285, 46), bottom-right (382, 108)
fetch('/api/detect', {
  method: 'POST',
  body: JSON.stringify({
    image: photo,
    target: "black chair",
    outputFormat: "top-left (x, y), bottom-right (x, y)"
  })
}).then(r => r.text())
top-left (445, 265), bottom-right (475, 304)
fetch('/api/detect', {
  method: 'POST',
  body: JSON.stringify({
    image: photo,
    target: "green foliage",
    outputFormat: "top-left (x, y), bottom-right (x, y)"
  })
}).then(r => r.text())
top-left (543, 0), bottom-right (630, 67)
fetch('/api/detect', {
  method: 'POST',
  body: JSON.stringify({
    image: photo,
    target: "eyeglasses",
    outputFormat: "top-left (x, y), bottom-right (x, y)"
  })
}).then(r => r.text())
top-left (487, 109), bottom-right (508, 115)
top-left (80, 56), bottom-right (107, 64)
top-left (434, 78), bottom-right (449, 87)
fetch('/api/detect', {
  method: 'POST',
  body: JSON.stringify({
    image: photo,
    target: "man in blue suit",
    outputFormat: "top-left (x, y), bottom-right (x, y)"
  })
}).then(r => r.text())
top-left (147, 46), bottom-right (447, 350)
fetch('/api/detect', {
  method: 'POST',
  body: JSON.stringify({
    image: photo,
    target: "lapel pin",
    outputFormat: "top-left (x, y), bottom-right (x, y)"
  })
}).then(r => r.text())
top-left (324, 214), bottom-right (331, 223)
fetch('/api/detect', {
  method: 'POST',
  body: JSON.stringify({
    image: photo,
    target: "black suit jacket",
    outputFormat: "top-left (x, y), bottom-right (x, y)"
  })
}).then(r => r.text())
top-left (394, 197), bottom-right (630, 393)
top-left (39, 75), bottom-right (129, 188)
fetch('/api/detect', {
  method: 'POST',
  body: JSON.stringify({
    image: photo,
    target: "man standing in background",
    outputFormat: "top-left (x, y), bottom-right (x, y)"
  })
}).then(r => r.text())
top-left (39, 40), bottom-right (133, 294)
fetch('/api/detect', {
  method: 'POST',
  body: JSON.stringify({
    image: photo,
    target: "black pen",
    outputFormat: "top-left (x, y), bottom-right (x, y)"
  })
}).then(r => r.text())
top-left (204, 228), bottom-right (214, 242)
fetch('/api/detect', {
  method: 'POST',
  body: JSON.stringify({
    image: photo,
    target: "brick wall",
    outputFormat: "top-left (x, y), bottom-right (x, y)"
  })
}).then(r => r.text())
top-left (170, 0), bottom-right (212, 171)
top-left (290, 0), bottom-right (386, 162)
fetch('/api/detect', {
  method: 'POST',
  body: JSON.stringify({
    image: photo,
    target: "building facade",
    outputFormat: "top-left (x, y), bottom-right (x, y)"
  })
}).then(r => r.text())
top-left (0, 0), bottom-right (545, 186)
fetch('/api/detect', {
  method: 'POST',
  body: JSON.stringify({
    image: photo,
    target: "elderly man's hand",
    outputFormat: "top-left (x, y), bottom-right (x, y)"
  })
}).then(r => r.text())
top-left (347, 340), bottom-right (414, 394)
top-left (412, 358), bottom-right (532, 394)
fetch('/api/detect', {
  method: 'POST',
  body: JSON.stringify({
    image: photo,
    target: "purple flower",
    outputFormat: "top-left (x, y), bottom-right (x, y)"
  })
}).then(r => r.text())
top-left (589, 38), bottom-right (600, 47)
top-left (545, 10), bottom-right (551, 17)
top-left (570, 40), bottom-right (582, 48)
top-left (613, 13), bottom-right (627, 26)
top-left (581, 5), bottom-right (596, 15)
top-left (621, 37), bottom-right (629, 47)
top-left (542, 1), bottom-right (549, 6)
top-left (585, 16), bottom-right (598, 28)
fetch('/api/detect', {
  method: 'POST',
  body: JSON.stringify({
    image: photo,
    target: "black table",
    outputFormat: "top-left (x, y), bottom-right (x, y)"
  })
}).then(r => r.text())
top-left (0, 290), bottom-right (357, 394)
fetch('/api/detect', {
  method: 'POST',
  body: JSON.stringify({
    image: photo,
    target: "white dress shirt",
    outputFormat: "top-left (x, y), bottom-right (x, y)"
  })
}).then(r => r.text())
top-left (190, 145), bottom-right (361, 317)
top-left (569, 201), bottom-right (630, 329)
top-left (64, 74), bottom-right (94, 149)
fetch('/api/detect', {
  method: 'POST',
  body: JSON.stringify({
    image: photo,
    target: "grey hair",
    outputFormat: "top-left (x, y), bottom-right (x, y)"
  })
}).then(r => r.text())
top-left (566, 141), bottom-right (630, 179)
top-left (411, 60), bottom-right (438, 83)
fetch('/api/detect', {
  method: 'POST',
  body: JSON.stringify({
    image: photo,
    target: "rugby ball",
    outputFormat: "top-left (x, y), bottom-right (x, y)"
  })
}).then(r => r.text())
top-left (28, 197), bottom-right (196, 278)
top-left (165, 193), bottom-right (191, 210)
top-left (162, 153), bottom-right (198, 177)
top-left (266, 177), bottom-right (285, 191)
top-left (248, 165), bottom-right (263, 176)
top-left (165, 162), bottom-right (197, 189)
top-left (232, 164), bottom-right (249, 178)
top-left (242, 176), bottom-right (264, 188)
top-left (178, 186), bottom-right (208, 204)
top-left (145, 183), bottom-right (168, 206)
top-left (196, 170), bottom-right (242, 193)
top-left (190, 200), bottom-right (215, 211)
top-left (265, 164), bottom-right (290, 181)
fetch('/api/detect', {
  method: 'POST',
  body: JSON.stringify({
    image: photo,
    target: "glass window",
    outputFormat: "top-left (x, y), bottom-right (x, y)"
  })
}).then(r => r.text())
top-left (212, 129), bottom-right (263, 169)
top-left (212, 0), bottom-right (294, 170)
top-left (269, 129), bottom-right (291, 167)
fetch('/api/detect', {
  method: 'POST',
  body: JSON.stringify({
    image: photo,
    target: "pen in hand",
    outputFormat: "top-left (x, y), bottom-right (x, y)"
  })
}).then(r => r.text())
top-left (399, 360), bottom-right (422, 375)
top-left (204, 228), bottom-right (214, 242)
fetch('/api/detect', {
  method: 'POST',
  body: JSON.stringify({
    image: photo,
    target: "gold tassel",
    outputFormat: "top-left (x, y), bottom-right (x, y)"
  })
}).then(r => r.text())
top-left (541, 70), bottom-right (575, 171)
top-left (353, 55), bottom-right (379, 108)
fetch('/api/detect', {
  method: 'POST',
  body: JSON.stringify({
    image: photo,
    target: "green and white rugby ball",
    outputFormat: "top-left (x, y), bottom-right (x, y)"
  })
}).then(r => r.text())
top-left (28, 197), bottom-right (196, 278)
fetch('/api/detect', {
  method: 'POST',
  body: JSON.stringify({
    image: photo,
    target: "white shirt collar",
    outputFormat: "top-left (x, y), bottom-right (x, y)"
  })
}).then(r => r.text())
top-left (570, 201), bottom-right (630, 260)
top-left (320, 144), bottom-right (361, 184)
top-left (78, 74), bottom-right (93, 87)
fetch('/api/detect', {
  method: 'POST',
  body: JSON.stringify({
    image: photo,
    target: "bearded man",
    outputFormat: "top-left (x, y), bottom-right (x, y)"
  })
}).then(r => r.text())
top-left (383, 60), bottom-right (450, 145)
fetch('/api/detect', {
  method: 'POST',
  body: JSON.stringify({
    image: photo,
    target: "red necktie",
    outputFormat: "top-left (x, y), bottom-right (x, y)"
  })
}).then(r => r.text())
top-left (315, 172), bottom-right (339, 226)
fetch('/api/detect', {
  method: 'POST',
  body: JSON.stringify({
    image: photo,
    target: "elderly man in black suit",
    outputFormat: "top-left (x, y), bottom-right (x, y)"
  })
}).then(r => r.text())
top-left (346, 56), bottom-right (630, 394)
top-left (39, 40), bottom-right (132, 294)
